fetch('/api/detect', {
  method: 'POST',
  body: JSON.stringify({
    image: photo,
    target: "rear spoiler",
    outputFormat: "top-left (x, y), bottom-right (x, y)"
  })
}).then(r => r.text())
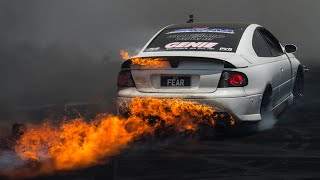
top-left (120, 57), bottom-right (236, 69)
top-left (135, 51), bottom-right (251, 68)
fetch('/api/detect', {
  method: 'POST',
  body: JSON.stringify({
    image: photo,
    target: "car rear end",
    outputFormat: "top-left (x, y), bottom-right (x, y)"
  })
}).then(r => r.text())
top-left (116, 23), bottom-right (262, 123)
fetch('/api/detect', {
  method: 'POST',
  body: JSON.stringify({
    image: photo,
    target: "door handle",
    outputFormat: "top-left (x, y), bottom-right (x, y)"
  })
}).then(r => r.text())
top-left (280, 67), bottom-right (284, 72)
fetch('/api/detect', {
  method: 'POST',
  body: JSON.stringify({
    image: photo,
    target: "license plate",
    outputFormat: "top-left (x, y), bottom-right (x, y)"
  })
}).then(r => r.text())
top-left (161, 76), bottom-right (191, 87)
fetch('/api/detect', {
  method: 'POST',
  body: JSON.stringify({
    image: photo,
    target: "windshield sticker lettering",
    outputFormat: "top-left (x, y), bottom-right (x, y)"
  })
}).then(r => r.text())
top-left (219, 47), bottom-right (233, 52)
top-left (166, 28), bottom-right (234, 34)
top-left (165, 42), bottom-right (219, 50)
top-left (167, 34), bottom-right (225, 41)
top-left (145, 47), bottom-right (160, 51)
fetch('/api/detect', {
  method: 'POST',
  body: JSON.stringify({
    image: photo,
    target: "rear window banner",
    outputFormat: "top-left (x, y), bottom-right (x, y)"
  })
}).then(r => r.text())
top-left (144, 27), bottom-right (245, 52)
top-left (165, 42), bottom-right (219, 51)
top-left (167, 34), bottom-right (225, 41)
top-left (166, 28), bottom-right (235, 34)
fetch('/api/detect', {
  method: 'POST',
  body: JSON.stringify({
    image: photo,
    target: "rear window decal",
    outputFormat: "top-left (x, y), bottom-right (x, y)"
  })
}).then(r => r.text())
top-left (166, 28), bottom-right (235, 34)
top-left (167, 34), bottom-right (225, 41)
top-left (165, 42), bottom-right (218, 50)
top-left (145, 27), bottom-right (245, 52)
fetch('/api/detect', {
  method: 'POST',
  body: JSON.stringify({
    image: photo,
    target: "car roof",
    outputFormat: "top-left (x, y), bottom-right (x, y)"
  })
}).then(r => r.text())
top-left (166, 22), bottom-right (251, 30)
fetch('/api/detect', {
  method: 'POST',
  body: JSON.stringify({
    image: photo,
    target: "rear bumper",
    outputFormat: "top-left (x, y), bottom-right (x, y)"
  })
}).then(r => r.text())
top-left (116, 88), bottom-right (263, 122)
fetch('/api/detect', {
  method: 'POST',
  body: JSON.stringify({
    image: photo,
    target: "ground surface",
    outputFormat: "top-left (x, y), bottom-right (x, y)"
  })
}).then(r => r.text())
top-left (1, 69), bottom-right (320, 180)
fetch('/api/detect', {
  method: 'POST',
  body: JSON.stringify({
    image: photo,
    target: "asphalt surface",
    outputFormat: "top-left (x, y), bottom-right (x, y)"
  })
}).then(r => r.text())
top-left (1, 68), bottom-right (320, 180)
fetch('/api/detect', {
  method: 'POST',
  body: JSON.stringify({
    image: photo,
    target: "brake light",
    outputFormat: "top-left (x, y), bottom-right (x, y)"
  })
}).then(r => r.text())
top-left (218, 71), bottom-right (248, 88)
top-left (229, 74), bottom-right (244, 86)
top-left (117, 70), bottom-right (135, 87)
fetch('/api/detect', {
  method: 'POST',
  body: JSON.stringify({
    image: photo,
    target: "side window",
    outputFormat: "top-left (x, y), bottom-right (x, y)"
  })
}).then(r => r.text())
top-left (252, 29), bottom-right (272, 57)
top-left (259, 28), bottom-right (284, 57)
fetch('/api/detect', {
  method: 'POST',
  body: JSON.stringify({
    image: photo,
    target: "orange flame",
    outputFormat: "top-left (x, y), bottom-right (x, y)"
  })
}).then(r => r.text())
top-left (120, 50), bottom-right (168, 67)
top-left (120, 50), bottom-right (131, 59)
top-left (9, 98), bottom-right (233, 177)
top-left (131, 57), bottom-right (169, 67)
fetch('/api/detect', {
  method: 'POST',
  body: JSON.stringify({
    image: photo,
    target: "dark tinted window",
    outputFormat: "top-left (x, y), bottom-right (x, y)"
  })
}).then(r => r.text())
top-left (259, 28), bottom-right (284, 57)
top-left (144, 27), bottom-right (245, 53)
top-left (253, 30), bottom-right (272, 57)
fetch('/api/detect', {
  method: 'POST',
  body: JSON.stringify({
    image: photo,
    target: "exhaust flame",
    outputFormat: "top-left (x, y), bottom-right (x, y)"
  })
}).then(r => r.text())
top-left (120, 50), bottom-right (168, 67)
top-left (131, 57), bottom-right (169, 67)
top-left (2, 98), bottom-right (233, 178)
top-left (120, 50), bottom-right (130, 59)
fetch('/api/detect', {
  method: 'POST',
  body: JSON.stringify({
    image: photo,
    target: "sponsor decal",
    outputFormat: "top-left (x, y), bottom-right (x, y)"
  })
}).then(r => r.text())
top-left (165, 42), bottom-right (218, 50)
top-left (167, 34), bottom-right (225, 41)
top-left (146, 47), bottom-right (160, 51)
top-left (166, 28), bottom-right (234, 34)
top-left (219, 47), bottom-right (233, 52)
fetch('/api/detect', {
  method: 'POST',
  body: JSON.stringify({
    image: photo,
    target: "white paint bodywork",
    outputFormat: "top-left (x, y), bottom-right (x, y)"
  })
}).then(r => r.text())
top-left (117, 24), bottom-right (301, 122)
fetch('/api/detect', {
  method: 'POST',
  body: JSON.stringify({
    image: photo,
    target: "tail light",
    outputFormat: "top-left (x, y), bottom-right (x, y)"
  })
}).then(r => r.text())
top-left (117, 70), bottom-right (135, 88)
top-left (218, 71), bottom-right (248, 88)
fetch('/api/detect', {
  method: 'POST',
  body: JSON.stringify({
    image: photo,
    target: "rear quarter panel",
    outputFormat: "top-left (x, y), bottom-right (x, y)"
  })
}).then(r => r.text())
top-left (235, 59), bottom-right (282, 99)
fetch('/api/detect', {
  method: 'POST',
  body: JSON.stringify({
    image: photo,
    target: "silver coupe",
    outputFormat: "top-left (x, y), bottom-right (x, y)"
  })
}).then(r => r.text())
top-left (116, 23), bottom-right (305, 123)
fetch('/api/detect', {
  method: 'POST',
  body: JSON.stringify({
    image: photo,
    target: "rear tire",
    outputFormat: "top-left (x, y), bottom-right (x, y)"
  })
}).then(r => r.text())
top-left (260, 86), bottom-right (273, 118)
top-left (258, 86), bottom-right (277, 130)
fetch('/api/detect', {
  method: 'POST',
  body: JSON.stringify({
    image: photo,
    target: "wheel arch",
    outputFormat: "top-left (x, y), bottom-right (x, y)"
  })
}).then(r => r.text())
top-left (264, 84), bottom-right (273, 94)
top-left (297, 64), bottom-right (304, 77)
top-left (260, 83), bottom-right (273, 114)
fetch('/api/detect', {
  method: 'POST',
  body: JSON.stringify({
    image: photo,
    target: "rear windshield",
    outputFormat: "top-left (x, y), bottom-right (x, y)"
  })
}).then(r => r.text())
top-left (144, 27), bottom-right (245, 53)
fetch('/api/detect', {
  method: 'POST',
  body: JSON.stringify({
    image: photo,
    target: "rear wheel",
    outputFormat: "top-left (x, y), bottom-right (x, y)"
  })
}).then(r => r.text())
top-left (260, 86), bottom-right (273, 118)
top-left (257, 86), bottom-right (277, 130)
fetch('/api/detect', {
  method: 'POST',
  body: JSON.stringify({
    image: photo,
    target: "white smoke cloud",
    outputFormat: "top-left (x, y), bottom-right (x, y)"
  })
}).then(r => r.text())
top-left (0, 152), bottom-right (24, 172)
top-left (258, 114), bottom-right (278, 131)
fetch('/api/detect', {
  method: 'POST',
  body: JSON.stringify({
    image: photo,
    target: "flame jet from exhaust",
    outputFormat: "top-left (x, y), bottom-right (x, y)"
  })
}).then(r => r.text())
top-left (4, 98), bottom-right (234, 178)
top-left (120, 50), bottom-right (131, 60)
top-left (120, 50), bottom-right (169, 67)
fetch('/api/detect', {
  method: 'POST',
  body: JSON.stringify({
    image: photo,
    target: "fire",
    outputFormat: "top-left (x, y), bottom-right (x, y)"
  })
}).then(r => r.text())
top-left (3, 98), bottom-right (233, 178)
top-left (120, 50), bottom-right (169, 67)
top-left (131, 57), bottom-right (169, 67)
top-left (120, 50), bottom-right (130, 59)
top-left (129, 98), bottom-right (217, 132)
top-left (15, 116), bottom-right (149, 171)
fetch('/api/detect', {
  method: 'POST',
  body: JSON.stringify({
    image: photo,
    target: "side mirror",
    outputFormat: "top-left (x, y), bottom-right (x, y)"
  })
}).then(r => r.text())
top-left (303, 65), bottom-right (309, 72)
top-left (285, 44), bottom-right (297, 53)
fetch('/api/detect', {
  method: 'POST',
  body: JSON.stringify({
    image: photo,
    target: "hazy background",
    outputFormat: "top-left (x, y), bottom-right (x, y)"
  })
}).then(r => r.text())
top-left (0, 0), bottom-right (319, 127)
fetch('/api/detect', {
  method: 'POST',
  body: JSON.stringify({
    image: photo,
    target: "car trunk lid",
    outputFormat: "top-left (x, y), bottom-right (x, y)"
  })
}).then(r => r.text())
top-left (130, 57), bottom-right (225, 93)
